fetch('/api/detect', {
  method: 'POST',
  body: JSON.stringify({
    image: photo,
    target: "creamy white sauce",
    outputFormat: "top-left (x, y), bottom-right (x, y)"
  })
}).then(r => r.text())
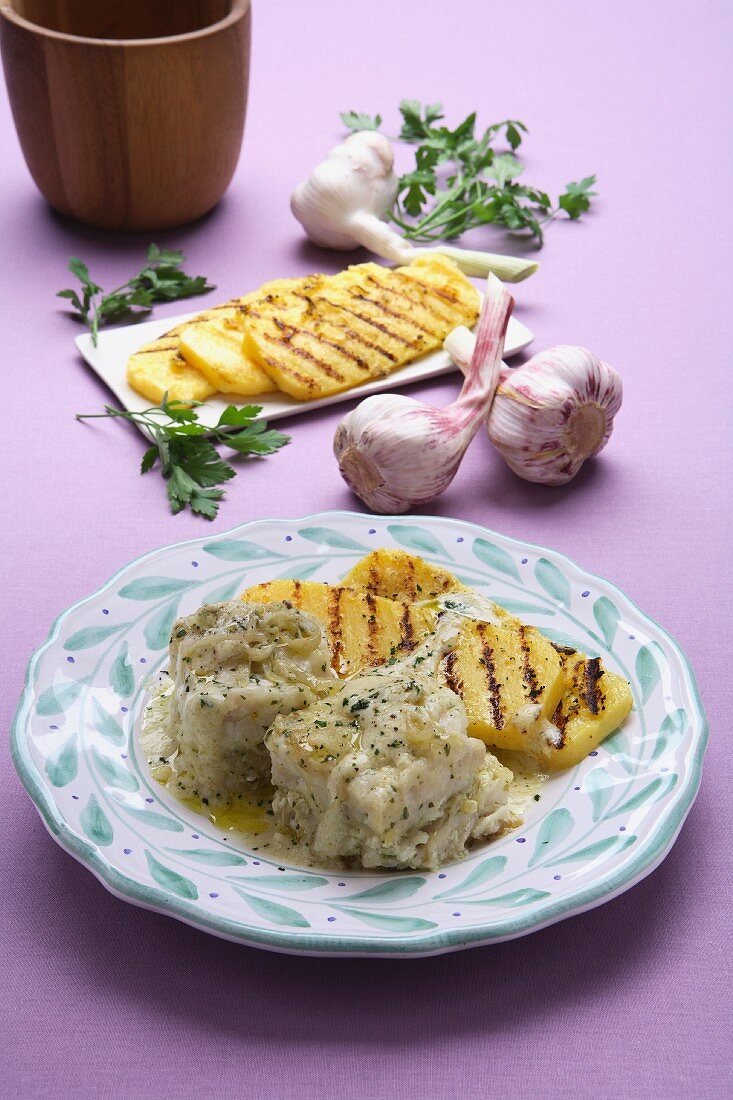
top-left (140, 602), bottom-right (549, 871)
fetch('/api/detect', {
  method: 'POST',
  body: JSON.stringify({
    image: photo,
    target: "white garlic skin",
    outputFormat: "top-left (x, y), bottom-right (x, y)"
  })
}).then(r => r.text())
top-left (487, 346), bottom-right (623, 485)
top-left (290, 132), bottom-right (399, 251)
top-left (334, 393), bottom-right (471, 514)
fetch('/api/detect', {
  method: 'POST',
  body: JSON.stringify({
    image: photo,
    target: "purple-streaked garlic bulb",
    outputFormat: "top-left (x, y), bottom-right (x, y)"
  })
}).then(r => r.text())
top-left (487, 346), bottom-right (623, 485)
top-left (333, 274), bottom-right (514, 513)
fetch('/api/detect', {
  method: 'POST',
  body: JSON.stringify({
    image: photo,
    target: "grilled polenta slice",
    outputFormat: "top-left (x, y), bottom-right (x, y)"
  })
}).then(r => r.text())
top-left (341, 548), bottom-right (567, 750)
top-left (240, 580), bottom-right (433, 676)
top-left (444, 617), bottom-right (566, 751)
top-left (127, 279), bottom-right (306, 403)
top-left (538, 650), bottom-right (634, 770)
top-left (126, 333), bottom-right (217, 404)
top-left (177, 277), bottom-right (314, 395)
top-left (342, 548), bottom-right (468, 602)
top-left (178, 315), bottom-right (277, 395)
top-left (241, 255), bottom-right (480, 400)
top-left (241, 577), bottom-right (565, 750)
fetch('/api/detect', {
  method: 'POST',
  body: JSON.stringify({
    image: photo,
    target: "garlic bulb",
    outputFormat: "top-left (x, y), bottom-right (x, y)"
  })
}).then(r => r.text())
top-left (444, 329), bottom-right (623, 485)
top-left (487, 346), bottom-right (622, 484)
top-left (334, 274), bottom-right (514, 513)
top-left (291, 132), bottom-right (538, 284)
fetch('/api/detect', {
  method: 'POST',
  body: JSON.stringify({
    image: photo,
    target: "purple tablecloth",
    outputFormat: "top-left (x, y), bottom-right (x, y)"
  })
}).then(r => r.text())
top-left (2, 1), bottom-right (730, 1096)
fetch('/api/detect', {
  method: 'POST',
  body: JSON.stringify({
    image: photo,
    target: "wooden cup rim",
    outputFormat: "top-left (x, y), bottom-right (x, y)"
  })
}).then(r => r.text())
top-left (0, 0), bottom-right (249, 47)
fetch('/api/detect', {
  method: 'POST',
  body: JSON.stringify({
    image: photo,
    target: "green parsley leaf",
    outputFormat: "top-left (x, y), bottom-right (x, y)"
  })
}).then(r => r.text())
top-left (76, 396), bottom-right (290, 519)
top-left (225, 427), bottom-right (292, 456)
top-left (57, 245), bottom-right (215, 346)
top-left (217, 404), bottom-right (263, 427)
top-left (140, 445), bottom-right (159, 474)
top-left (488, 153), bottom-right (524, 188)
top-left (342, 101), bottom-right (596, 247)
top-left (340, 111), bottom-right (382, 132)
top-left (558, 175), bottom-right (598, 219)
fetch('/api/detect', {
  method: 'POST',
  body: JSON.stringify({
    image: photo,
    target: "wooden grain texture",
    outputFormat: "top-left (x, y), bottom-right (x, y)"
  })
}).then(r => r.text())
top-left (0, 0), bottom-right (250, 230)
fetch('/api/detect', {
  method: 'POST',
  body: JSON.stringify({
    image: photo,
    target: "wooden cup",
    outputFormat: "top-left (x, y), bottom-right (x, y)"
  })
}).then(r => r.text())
top-left (0, 0), bottom-right (251, 231)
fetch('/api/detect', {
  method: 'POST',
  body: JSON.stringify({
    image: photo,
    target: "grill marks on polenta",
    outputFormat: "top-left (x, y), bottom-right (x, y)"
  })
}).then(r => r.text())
top-left (327, 587), bottom-right (346, 671)
top-left (443, 651), bottom-right (463, 697)
top-left (364, 593), bottom-right (379, 665)
top-left (126, 256), bottom-right (479, 404)
top-left (519, 625), bottom-right (544, 702)
top-left (241, 256), bottom-right (480, 401)
top-left (583, 658), bottom-right (604, 715)
top-left (477, 622), bottom-right (504, 730)
top-left (238, 555), bottom-right (634, 769)
top-left (551, 656), bottom-right (608, 749)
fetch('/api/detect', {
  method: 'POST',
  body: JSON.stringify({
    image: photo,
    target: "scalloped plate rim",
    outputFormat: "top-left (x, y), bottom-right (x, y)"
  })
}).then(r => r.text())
top-left (11, 511), bottom-right (709, 957)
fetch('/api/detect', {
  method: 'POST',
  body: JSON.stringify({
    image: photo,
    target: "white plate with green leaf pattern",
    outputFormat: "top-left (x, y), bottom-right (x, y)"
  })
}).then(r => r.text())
top-left (12, 513), bottom-right (707, 957)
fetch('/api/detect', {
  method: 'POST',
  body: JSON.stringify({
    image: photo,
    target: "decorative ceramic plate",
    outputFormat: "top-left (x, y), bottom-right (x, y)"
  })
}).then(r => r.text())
top-left (12, 513), bottom-right (707, 957)
top-left (75, 312), bottom-right (533, 430)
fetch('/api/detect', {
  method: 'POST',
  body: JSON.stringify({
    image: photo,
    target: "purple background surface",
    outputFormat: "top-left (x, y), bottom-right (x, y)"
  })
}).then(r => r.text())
top-left (1, 1), bottom-right (731, 1097)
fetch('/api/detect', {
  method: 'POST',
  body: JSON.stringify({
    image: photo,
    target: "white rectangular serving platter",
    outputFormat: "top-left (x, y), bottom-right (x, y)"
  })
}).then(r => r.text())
top-left (75, 311), bottom-right (533, 430)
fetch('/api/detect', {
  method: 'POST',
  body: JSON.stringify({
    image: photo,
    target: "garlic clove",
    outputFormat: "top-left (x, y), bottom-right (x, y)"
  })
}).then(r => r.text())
top-left (487, 345), bottom-right (623, 485)
top-left (291, 132), bottom-right (399, 250)
top-left (333, 274), bottom-right (514, 513)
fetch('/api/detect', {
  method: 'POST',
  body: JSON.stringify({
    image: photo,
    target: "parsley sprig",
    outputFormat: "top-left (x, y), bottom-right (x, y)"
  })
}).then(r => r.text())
top-left (340, 100), bottom-right (597, 246)
top-left (76, 397), bottom-right (290, 519)
top-left (58, 244), bottom-right (215, 346)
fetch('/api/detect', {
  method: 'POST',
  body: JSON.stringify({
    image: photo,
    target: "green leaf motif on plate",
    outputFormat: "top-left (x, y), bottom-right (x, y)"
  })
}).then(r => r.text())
top-left (118, 576), bottom-right (196, 600)
top-left (91, 746), bottom-right (139, 792)
top-left (602, 727), bottom-right (636, 775)
top-left (44, 733), bottom-right (78, 787)
top-left (584, 767), bottom-right (616, 822)
top-left (109, 797), bottom-right (184, 832)
top-left (36, 678), bottom-right (88, 717)
top-left (635, 645), bottom-right (660, 704)
top-left (534, 558), bottom-right (571, 608)
top-left (494, 598), bottom-right (552, 617)
top-left (169, 848), bottom-right (247, 867)
top-left (144, 599), bottom-right (180, 651)
top-left (274, 561), bottom-right (323, 581)
top-left (333, 877), bottom-right (426, 904)
top-left (233, 888), bottom-right (310, 928)
top-left (547, 834), bottom-right (636, 866)
top-left (331, 906), bottom-right (437, 932)
top-left (204, 579), bottom-right (243, 603)
top-left (91, 699), bottom-right (125, 747)
top-left (433, 856), bottom-right (507, 900)
top-left (452, 574), bottom-right (490, 587)
top-left (203, 540), bottom-right (278, 562)
top-left (145, 851), bottom-right (198, 900)
top-left (651, 708), bottom-right (687, 761)
top-left (537, 628), bottom-right (599, 658)
top-left (472, 538), bottom-right (520, 581)
top-left (386, 525), bottom-right (451, 559)
top-left (654, 772), bottom-right (679, 801)
top-left (607, 779), bottom-right (668, 817)
top-left (473, 889), bottom-right (551, 907)
top-left (245, 874), bottom-right (329, 892)
top-left (593, 596), bottom-right (620, 649)
top-left (110, 642), bottom-right (134, 698)
top-left (528, 808), bottom-right (574, 867)
top-left (80, 794), bottom-right (113, 847)
top-left (298, 527), bottom-right (367, 552)
top-left (63, 622), bottom-right (130, 651)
